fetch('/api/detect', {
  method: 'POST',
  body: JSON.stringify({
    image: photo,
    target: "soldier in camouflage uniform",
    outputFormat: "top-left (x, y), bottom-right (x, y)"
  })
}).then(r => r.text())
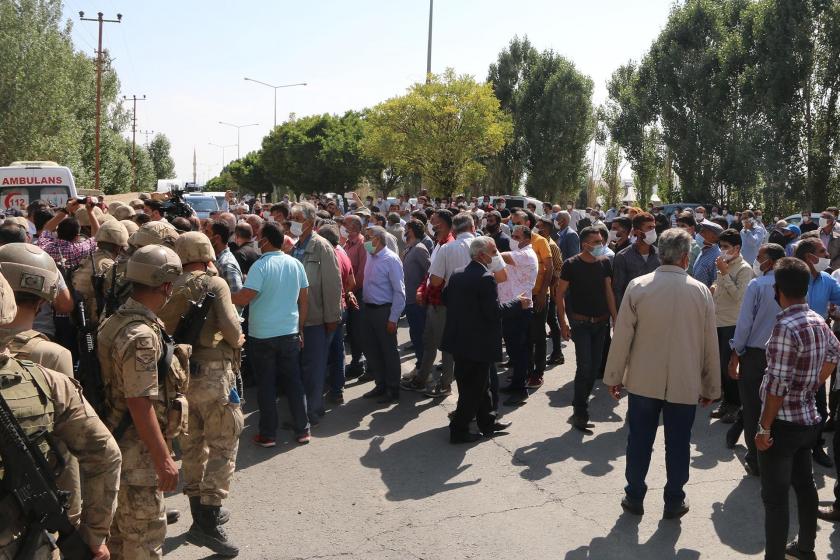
top-left (72, 219), bottom-right (128, 323)
top-left (0, 243), bottom-right (81, 528)
top-left (0, 271), bottom-right (122, 560)
top-left (97, 245), bottom-right (188, 560)
top-left (159, 232), bottom-right (243, 557)
top-left (100, 221), bottom-right (179, 319)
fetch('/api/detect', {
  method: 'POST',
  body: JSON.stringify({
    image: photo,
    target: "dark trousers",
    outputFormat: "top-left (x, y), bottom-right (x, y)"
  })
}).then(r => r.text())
top-left (451, 357), bottom-right (495, 434)
top-left (737, 347), bottom-right (767, 466)
top-left (815, 384), bottom-right (828, 450)
top-left (546, 298), bottom-right (563, 358)
top-left (327, 310), bottom-right (348, 396)
top-left (488, 362), bottom-right (499, 412)
top-left (347, 289), bottom-right (366, 367)
top-left (570, 319), bottom-right (609, 416)
top-left (249, 334), bottom-right (309, 436)
top-left (528, 304), bottom-right (548, 377)
top-left (758, 420), bottom-right (819, 560)
top-left (717, 326), bottom-right (740, 406)
top-left (833, 395), bottom-right (840, 507)
top-left (404, 302), bottom-right (426, 369)
top-left (599, 330), bottom-right (611, 378)
top-left (625, 393), bottom-right (696, 509)
top-left (301, 324), bottom-right (334, 421)
top-left (362, 304), bottom-right (401, 391)
top-left (503, 306), bottom-right (533, 390)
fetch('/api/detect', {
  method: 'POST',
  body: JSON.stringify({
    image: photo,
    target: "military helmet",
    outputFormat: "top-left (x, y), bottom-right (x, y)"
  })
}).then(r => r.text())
top-left (108, 201), bottom-right (125, 214)
top-left (95, 219), bottom-right (129, 247)
top-left (0, 243), bottom-right (59, 302)
top-left (120, 219), bottom-right (139, 236)
top-left (175, 231), bottom-right (216, 264)
top-left (113, 204), bottom-right (136, 220)
top-left (128, 221), bottom-right (179, 249)
top-left (126, 245), bottom-right (182, 287)
top-left (74, 206), bottom-right (104, 227)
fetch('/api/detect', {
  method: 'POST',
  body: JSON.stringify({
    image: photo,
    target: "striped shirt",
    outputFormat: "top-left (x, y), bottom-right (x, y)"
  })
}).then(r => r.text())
top-left (760, 304), bottom-right (840, 425)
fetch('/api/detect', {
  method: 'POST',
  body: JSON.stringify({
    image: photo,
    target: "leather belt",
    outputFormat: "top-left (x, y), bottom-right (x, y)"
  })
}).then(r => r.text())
top-left (365, 302), bottom-right (391, 309)
top-left (569, 312), bottom-right (609, 324)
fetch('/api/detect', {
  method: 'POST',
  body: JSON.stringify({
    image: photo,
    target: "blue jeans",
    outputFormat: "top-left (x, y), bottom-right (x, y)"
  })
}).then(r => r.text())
top-left (625, 393), bottom-right (696, 509)
top-left (502, 306), bottom-right (532, 389)
top-left (327, 310), bottom-right (348, 396)
top-left (404, 303), bottom-right (426, 369)
top-left (249, 334), bottom-right (309, 437)
top-left (570, 319), bottom-right (609, 415)
top-left (301, 324), bottom-right (335, 421)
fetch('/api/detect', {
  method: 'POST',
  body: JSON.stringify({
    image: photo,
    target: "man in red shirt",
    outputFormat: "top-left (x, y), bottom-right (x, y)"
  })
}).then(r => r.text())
top-left (342, 214), bottom-right (368, 378)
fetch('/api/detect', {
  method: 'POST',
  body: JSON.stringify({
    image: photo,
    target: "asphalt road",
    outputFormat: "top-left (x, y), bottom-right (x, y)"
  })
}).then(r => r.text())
top-left (162, 328), bottom-right (840, 559)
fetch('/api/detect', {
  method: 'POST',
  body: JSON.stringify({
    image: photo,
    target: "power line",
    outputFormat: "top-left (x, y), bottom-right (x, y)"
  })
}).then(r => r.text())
top-left (122, 94), bottom-right (146, 191)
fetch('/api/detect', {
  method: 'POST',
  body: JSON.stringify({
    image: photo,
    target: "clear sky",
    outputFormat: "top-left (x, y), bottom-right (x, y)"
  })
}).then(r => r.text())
top-left (63, 0), bottom-right (675, 185)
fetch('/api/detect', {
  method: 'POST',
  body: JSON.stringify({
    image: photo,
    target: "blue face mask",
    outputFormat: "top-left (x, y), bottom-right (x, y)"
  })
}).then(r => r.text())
top-left (695, 233), bottom-right (706, 246)
top-left (589, 244), bottom-right (607, 257)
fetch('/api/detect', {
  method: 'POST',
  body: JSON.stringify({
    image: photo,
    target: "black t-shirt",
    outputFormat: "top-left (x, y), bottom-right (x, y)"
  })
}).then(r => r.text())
top-left (560, 255), bottom-right (612, 316)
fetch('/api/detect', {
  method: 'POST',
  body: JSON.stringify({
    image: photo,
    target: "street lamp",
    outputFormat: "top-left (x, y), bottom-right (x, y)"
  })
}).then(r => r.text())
top-left (209, 142), bottom-right (237, 169)
top-left (243, 78), bottom-right (307, 128)
top-left (218, 121), bottom-right (259, 159)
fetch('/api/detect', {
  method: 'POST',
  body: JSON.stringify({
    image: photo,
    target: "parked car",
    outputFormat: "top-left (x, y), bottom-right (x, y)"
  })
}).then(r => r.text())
top-left (201, 191), bottom-right (230, 212)
top-left (658, 203), bottom-right (709, 221)
top-left (183, 194), bottom-right (220, 219)
top-left (783, 212), bottom-right (822, 226)
top-left (492, 195), bottom-right (545, 216)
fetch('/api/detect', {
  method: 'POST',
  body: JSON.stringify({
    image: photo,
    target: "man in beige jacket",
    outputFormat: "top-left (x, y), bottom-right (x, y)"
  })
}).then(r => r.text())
top-left (604, 228), bottom-right (720, 519)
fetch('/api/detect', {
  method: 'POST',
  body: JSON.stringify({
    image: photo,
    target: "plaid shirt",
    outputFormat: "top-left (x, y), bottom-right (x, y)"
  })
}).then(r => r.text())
top-left (760, 303), bottom-right (840, 425)
top-left (35, 230), bottom-right (96, 271)
top-left (215, 247), bottom-right (243, 294)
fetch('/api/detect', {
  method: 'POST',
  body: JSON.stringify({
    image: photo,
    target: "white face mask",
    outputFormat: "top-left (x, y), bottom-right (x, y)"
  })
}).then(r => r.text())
top-left (815, 256), bottom-right (831, 273)
top-left (289, 221), bottom-right (304, 237)
top-left (608, 230), bottom-right (619, 243)
top-left (340, 226), bottom-right (349, 238)
top-left (488, 254), bottom-right (505, 272)
top-left (752, 259), bottom-right (764, 277)
top-left (427, 222), bottom-right (435, 236)
top-left (642, 229), bottom-right (657, 246)
top-left (820, 217), bottom-right (833, 229)
top-left (722, 248), bottom-right (738, 262)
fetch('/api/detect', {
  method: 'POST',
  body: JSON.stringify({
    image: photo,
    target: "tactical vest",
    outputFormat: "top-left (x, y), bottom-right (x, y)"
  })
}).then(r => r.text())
top-left (159, 271), bottom-right (233, 361)
top-left (97, 307), bottom-right (190, 440)
top-left (100, 259), bottom-right (131, 319)
top-left (0, 358), bottom-right (55, 478)
top-left (72, 249), bottom-right (115, 323)
top-left (3, 329), bottom-right (47, 358)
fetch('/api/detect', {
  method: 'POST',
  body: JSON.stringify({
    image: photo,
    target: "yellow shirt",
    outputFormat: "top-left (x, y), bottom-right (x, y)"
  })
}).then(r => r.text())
top-left (531, 232), bottom-right (552, 295)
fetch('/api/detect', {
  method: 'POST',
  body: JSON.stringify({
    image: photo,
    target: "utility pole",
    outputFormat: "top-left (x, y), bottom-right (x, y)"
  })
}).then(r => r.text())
top-left (426, 0), bottom-right (433, 83)
top-left (209, 142), bottom-right (236, 169)
top-left (79, 11), bottom-right (122, 192)
top-left (123, 94), bottom-right (146, 191)
top-left (140, 129), bottom-right (154, 146)
top-left (243, 78), bottom-right (307, 129)
top-left (218, 121), bottom-right (259, 160)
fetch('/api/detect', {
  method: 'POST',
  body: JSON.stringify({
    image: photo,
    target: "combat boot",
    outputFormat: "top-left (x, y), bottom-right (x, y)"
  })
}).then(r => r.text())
top-left (188, 495), bottom-right (230, 525)
top-left (186, 504), bottom-right (239, 557)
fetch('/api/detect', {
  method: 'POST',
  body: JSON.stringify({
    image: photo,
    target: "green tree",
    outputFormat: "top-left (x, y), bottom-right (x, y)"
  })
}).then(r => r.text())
top-left (146, 133), bottom-right (175, 180)
top-left (599, 141), bottom-right (623, 210)
top-left (361, 69), bottom-right (512, 199)
top-left (226, 151), bottom-right (272, 194)
top-left (261, 111), bottom-right (372, 196)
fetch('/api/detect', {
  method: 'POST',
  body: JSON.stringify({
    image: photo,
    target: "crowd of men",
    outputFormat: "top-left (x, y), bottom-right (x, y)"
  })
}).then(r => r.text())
top-left (2, 189), bottom-right (840, 559)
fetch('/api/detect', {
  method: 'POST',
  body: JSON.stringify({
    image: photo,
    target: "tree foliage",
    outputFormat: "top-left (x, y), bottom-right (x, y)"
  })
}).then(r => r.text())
top-left (361, 69), bottom-right (512, 199)
top-left (605, 0), bottom-right (840, 213)
top-left (260, 111), bottom-right (373, 196)
top-left (146, 133), bottom-right (175, 181)
top-left (487, 38), bottom-right (596, 200)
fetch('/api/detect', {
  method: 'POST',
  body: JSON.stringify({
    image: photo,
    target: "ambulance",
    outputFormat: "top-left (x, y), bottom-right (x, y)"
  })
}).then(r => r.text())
top-left (0, 161), bottom-right (79, 211)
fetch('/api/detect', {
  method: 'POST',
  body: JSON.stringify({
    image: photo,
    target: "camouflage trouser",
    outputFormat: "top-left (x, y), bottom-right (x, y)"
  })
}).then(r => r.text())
top-left (109, 433), bottom-right (165, 560)
top-left (181, 359), bottom-right (243, 507)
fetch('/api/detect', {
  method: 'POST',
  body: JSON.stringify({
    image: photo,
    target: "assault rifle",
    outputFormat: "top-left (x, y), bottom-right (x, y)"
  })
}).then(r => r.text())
top-left (0, 391), bottom-right (92, 560)
top-left (74, 299), bottom-right (105, 417)
top-left (173, 288), bottom-right (215, 347)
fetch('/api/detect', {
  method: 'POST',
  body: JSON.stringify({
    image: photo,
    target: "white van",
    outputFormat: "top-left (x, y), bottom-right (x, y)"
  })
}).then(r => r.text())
top-left (0, 161), bottom-right (78, 211)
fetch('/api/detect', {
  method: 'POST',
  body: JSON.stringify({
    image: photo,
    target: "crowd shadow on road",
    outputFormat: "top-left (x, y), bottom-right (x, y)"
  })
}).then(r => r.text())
top-left (514, 423), bottom-right (628, 481)
top-left (565, 515), bottom-right (700, 559)
top-left (710, 475), bottom-right (765, 555)
top-left (359, 431), bottom-right (481, 501)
